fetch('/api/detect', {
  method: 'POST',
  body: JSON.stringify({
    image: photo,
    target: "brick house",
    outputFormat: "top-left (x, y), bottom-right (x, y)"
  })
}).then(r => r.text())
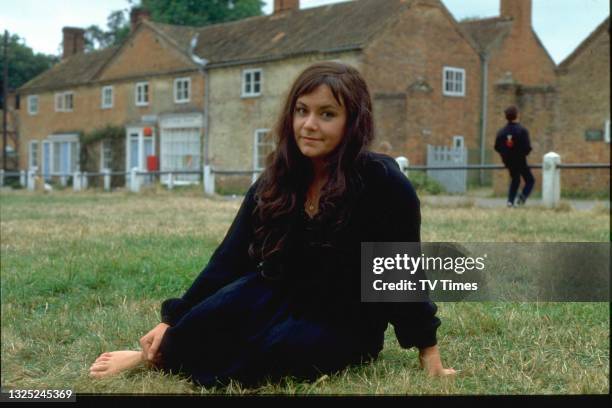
top-left (17, 0), bottom-right (481, 190)
top-left (17, 9), bottom-right (206, 185)
top-left (460, 0), bottom-right (557, 189)
top-left (152, 0), bottom-right (481, 190)
top-left (554, 17), bottom-right (610, 193)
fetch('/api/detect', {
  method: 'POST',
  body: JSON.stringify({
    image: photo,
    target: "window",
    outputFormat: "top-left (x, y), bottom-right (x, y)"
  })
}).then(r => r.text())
top-left (54, 91), bottom-right (74, 112)
top-left (254, 129), bottom-right (274, 171)
top-left (174, 77), bottom-right (191, 103)
top-left (135, 82), bottom-right (149, 106)
top-left (160, 127), bottom-right (201, 184)
top-left (45, 134), bottom-right (79, 175)
top-left (100, 140), bottom-right (113, 170)
top-left (29, 141), bottom-right (39, 169)
top-left (452, 136), bottom-right (465, 149)
top-left (242, 69), bottom-right (262, 97)
top-left (27, 95), bottom-right (39, 115)
top-left (101, 86), bottom-right (113, 109)
top-left (605, 119), bottom-right (610, 144)
top-left (442, 67), bottom-right (465, 97)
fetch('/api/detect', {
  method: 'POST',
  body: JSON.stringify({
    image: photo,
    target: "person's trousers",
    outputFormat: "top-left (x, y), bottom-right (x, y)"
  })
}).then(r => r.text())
top-left (507, 165), bottom-right (535, 204)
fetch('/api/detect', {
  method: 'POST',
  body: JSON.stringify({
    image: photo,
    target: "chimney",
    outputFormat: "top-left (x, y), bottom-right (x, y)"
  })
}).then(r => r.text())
top-left (273, 0), bottom-right (299, 14)
top-left (500, 0), bottom-right (532, 30)
top-left (130, 7), bottom-right (151, 32)
top-left (62, 27), bottom-right (85, 59)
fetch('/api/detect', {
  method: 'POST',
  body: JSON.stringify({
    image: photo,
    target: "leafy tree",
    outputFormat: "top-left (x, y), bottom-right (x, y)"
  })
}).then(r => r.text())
top-left (0, 32), bottom-right (57, 102)
top-left (84, 10), bottom-right (131, 52)
top-left (141, 0), bottom-right (264, 27)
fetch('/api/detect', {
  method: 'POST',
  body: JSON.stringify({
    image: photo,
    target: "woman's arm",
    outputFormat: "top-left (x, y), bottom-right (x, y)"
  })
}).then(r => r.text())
top-left (374, 157), bottom-right (455, 376)
top-left (160, 182), bottom-right (259, 326)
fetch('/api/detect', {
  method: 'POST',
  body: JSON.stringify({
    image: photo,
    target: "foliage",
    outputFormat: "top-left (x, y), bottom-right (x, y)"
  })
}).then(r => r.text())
top-left (79, 126), bottom-right (126, 186)
top-left (0, 33), bottom-right (57, 102)
top-left (141, 0), bottom-right (265, 27)
top-left (408, 171), bottom-right (445, 195)
top-left (84, 10), bottom-right (131, 52)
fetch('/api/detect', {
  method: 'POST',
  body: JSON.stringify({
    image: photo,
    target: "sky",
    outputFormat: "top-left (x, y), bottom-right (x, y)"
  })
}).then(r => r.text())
top-left (1, 0), bottom-right (609, 64)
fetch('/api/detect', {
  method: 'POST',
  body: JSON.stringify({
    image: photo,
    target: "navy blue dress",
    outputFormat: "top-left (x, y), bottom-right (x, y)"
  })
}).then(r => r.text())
top-left (157, 153), bottom-right (441, 387)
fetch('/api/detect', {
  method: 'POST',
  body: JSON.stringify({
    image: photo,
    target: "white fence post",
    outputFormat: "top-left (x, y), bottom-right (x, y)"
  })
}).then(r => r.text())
top-left (203, 165), bottom-right (215, 195)
top-left (130, 167), bottom-right (140, 193)
top-left (82, 172), bottom-right (88, 190)
top-left (0, 169), bottom-right (4, 187)
top-left (19, 170), bottom-right (26, 187)
top-left (168, 172), bottom-right (174, 190)
top-left (60, 175), bottom-right (67, 187)
top-left (542, 152), bottom-right (561, 209)
top-left (27, 169), bottom-right (36, 191)
top-left (396, 156), bottom-right (409, 178)
top-left (103, 169), bottom-right (111, 192)
top-left (73, 171), bottom-right (81, 192)
top-left (251, 171), bottom-right (259, 185)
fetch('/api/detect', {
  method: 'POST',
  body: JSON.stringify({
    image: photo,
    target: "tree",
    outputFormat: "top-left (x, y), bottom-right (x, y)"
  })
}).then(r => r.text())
top-left (0, 32), bottom-right (57, 96)
top-left (141, 0), bottom-right (264, 27)
top-left (84, 10), bottom-right (131, 52)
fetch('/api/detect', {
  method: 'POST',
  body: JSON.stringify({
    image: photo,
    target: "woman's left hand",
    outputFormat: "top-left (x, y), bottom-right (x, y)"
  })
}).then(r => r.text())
top-left (418, 345), bottom-right (457, 377)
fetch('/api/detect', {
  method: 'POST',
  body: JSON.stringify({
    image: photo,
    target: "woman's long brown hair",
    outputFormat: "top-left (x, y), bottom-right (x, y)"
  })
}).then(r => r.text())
top-left (248, 62), bottom-right (375, 264)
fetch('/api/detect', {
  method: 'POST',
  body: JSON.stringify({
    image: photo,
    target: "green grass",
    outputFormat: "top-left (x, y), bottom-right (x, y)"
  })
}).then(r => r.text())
top-left (0, 190), bottom-right (609, 395)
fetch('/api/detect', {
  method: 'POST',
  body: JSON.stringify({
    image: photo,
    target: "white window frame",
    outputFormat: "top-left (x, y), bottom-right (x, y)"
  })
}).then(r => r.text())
top-left (47, 133), bottom-right (80, 175)
top-left (253, 128), bottom-right (273, 171)
top-left (442, 67), bottom-right (466, 97)
top-left (27, 95), bottom-right (39, 115)
top-left (29, 140), bottom-right (39, 169)
top-left (135, 82), bottom-right (149, 106)
top-left (242, 68), bottom-right (263, 98)
top-left (100, 140), bottom-right (113, 171)
top-left (54, 91), bottom-right (74, 112)
top-left (174, 77), bottom-right (191, 104)
top-left (605, 119), bottom-right (610, 144)
top-left (101, 86), bottom-right (114, 109)
top-left (452, 135), bottom-right (465, 149)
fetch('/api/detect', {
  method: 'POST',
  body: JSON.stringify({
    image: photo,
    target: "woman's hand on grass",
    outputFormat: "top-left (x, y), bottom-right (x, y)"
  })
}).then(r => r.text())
top-left (139, 322), bottom-right (170, 365)
top-left (418, 345), bottom-right (457, 377)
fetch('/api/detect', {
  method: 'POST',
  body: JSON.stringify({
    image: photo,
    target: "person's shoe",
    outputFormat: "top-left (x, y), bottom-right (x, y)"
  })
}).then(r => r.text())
top-left (516, 194), bottom-right (526, 206)
top-left (506, 201), bottom-right (515, 208)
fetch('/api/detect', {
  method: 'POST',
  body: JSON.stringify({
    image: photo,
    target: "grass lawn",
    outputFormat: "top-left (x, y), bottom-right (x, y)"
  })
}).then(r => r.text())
top-left (0, 189), bottom-right (609, 395)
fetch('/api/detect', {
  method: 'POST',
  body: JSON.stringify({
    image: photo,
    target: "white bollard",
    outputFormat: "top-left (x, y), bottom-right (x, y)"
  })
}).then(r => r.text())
top-left (103, 169), bottom-right (111, 192)
top-left (20, 170), bottom-right (26, 187)
top-left (73, 171), bottom-right (81, 192)
top-left (395, 156), bottom-right (409, 178)
top-left (0, 169), bottom-right (4, 187)
top-left (203, 165), bottom-right (215, 195)
top-left (27, 169), bottom-right (36, 191)
top-left (168, 172), bottom-right (174, 190)
top-left (130, 167), bottom-right (140, 192)
top-left (542, 152), bottom-right (561, 209)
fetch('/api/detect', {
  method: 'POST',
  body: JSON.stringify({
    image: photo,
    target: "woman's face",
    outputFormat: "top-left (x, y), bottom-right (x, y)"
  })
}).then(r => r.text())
top-left (293, 84), bottom-right (347, 163)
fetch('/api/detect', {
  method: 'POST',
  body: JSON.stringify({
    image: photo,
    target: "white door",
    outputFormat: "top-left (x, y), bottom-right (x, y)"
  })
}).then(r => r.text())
top-left (126, 127), bottom-right (156, 185)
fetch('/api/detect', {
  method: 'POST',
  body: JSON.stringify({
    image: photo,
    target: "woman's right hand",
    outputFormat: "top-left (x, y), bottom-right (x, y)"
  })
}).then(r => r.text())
top-left (139, 322), bottom-right (170, 365)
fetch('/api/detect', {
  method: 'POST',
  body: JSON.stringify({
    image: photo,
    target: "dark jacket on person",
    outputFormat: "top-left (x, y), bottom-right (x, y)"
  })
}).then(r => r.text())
top-left (494, 122), bottom-right (532, 168)
top-left (160, 152), bottom-right (440, 354)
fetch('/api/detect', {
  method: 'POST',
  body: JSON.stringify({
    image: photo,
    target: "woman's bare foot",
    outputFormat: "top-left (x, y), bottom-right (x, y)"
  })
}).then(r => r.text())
top-left (89, 350), bottom-right (144, 379)
top-left (418, 345), bottom-right (457, 377)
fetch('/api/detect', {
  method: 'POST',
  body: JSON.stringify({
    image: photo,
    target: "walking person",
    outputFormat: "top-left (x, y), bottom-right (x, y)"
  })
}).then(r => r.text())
top-left (89, 62), bottom-right (455, 387)
top-left (494, 106), bottom-right (535, 207)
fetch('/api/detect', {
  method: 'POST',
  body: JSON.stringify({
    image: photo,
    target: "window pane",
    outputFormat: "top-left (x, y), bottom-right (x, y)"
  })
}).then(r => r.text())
top-left (254, 71), bottom-right (260, 82)
top-left (254, 83), bottom-right (260, 94)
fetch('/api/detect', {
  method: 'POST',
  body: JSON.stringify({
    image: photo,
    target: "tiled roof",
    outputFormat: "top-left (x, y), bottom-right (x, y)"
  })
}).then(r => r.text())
top-left (153, 0), bottom-right (414, 67)
top-left (20, 0), bottom-right (433, 91)
top-left (19, 46), bottom-right (118, 93)
top-left (459, 16), bottom-right (513, 55)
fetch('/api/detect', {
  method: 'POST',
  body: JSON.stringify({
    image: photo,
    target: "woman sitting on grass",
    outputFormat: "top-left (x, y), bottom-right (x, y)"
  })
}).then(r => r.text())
top-left (89, 62), bottom-right (455, 386)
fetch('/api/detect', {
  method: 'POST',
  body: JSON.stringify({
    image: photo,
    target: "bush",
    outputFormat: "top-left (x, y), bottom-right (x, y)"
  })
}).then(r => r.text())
top-left (407, 172), bottom-right (444, 195)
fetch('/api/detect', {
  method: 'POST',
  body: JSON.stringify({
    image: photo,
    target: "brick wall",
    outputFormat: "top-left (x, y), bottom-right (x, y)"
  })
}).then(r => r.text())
top-left (362, 1), bottom-right (481, 165)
